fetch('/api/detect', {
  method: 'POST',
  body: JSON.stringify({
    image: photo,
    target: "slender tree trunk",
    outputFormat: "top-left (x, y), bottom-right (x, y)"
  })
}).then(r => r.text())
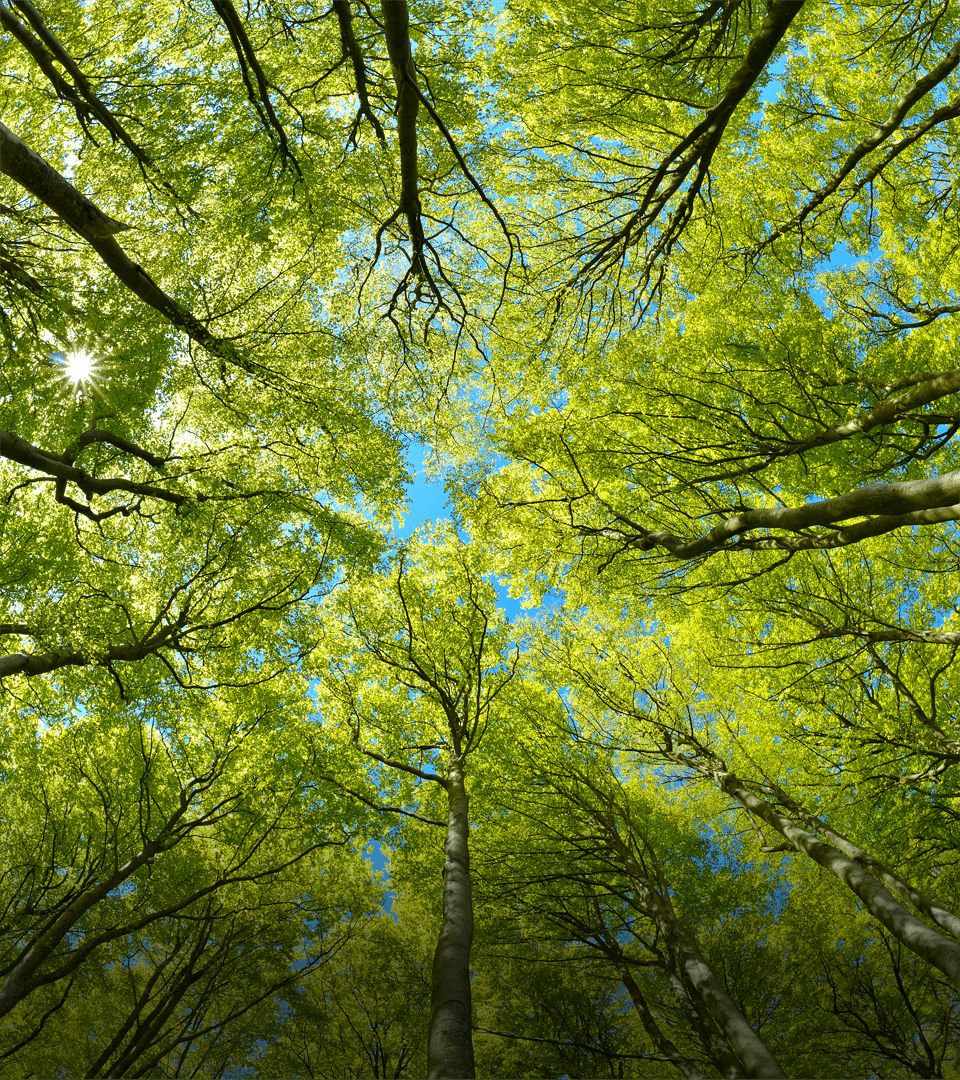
top-left (665, 924), bottom-right (784, 1079)
top-left (612, 953), bottom-right (710, 1080)
top-left (773, 786), bottom-right (960, 940)
top-left (715, 768), bottom-right (960, 987)
top-left (427, 753), bottom-right (474, 1079)
top-left (609, 834), bottom-right (785, 1079)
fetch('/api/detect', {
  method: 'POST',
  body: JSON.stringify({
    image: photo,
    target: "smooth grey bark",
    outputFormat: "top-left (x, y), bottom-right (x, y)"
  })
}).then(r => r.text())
top-left (609, 835), bottom-right (786, 1080)
top-left (711, 768), bottom-right (960, 987)
top-left (666, 969), bottom-right (743, 1080)
top-left (547, 767), bottom-right (784, 1078)
top-left (587, 467), bottom-right (960, 558)
top-left (606, 940), bottom-right (710, 1080)
top-left (813, 624), bottom-right (960, 646)
top-left (0, 630), bottom-right (172, 678)
top-left (426, 753), bottom-right (475, 1080)
top-left (0, 120), bottom-right (128, 238)
top-left (769, 785), bottom-right (960, 942)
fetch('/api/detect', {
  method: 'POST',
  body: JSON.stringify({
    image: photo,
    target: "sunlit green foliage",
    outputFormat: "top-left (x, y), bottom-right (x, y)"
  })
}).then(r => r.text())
top-left (1, 0), bottom-right (960, 1076)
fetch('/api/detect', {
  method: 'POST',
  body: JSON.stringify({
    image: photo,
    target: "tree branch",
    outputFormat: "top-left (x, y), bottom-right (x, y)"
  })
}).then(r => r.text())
top-left (578, 0), bottom-right (804, 284)
top-left (762, 38), bottom-right (960, 249)
top-left (0, 0), bottom-right (152, 164)
top-left (0, 122), bottom-right (256, 377)
top-left (0, 428), bottom-right (184, 519)
top-left (353, 739), bottom-right (446, 788)
top-left (212, 0), bottom-right (301, 175)
top-left (694, 368), bottom-right (960, 484)
top-left (380, 0), bottom-right (427, 278)
top-left (584, 467), bottom-right (960, 561)
top-left (332, 0), bottom-right (386, 145)
top-left (319, 774), bottom-right (444, 827)
top-left (0, 621), bottom-right (180, 679)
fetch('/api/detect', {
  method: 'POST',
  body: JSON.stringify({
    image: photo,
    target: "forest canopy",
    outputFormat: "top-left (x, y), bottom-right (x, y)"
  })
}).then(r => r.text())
top-left (1, 0), bottom-right (960, 1076)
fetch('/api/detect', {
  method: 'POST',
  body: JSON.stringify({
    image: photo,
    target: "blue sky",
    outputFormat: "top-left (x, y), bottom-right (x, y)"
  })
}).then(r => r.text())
top-left (396, 440), bottom-right (450, 538)
top-left (398, 439), bottom-right (537, 620)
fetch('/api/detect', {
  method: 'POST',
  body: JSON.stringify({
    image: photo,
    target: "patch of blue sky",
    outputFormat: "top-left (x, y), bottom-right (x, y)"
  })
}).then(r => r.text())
top-left (805, 239), bottom-right (880, 320)
top-left (394, 437), bottom-right (570, 620)
top-left (491, 575), bottom-right (568, 621)
top-left (490, 577), bottom-right (524, 621)
top-left (364, 839), bottom-right (398, 920)
top-left (757, 53), bottom-right (788, 108)
top-left (394, 438), bottom-right (451, 540)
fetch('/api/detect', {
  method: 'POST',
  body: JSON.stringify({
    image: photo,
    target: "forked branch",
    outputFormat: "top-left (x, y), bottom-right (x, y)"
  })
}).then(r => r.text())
top-left (574, 468), bottom-right (960, 563)
top-left (212, 0), bottom-right (301, 175)
top-left (576, 0), bottom-right (803, 287)
top-left (332, 0), bottom-right (385, 145)
top-left (0, 0), bottom-right (152, 164)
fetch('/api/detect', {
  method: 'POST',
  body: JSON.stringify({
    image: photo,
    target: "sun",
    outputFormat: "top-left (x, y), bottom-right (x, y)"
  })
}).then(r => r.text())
top-left (63, 349), bottom-right (96, 385)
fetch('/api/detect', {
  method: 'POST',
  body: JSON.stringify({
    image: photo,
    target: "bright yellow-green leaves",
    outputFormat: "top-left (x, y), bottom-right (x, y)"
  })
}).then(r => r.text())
top-left (2, 0), bottom-right (960, 1073)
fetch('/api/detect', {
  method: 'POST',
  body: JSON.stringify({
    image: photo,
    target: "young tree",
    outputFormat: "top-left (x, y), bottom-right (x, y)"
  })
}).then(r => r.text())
top-left (483, 669), bottom-right (786, 1080)
top-left (0, 672), bottom-right (383, 1073)
top-left (315, 528), bottom-right (518, 1078)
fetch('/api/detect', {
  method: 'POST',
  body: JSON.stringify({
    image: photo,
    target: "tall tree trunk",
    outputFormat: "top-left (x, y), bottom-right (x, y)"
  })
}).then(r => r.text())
top-left (773, 785), bottom-right (960, 940)
top-left (607, 942), bottom-right (710, 1080)
top-left (610, 837), bottom-right (785, 1079)
top-left (712, 767), bottom-right (960, 987)
top-left (427, 753), bottom-right (474, 1079)
top-left (663, 923), bottom-right (784, 1079)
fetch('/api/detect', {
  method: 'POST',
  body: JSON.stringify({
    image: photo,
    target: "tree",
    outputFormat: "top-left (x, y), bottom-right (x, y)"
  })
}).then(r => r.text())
top-left (254, 907), bottom-right (433, 1080)
top-left (0, 672), bottom-right (384, 1074)
top-left (475, 644), bottom-right (791, 1079)
top-left (315, 528), bottom-right (518, 1079)
top-left (464, 0), bottom-right (960, 596)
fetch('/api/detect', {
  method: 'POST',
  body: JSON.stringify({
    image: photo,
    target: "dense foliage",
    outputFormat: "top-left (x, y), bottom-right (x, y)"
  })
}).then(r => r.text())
top-left (1, 0), bottom-right (960, 1076)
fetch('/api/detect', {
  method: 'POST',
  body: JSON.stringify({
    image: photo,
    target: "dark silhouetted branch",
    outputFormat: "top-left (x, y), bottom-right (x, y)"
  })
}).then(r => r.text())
top-left (1, 0), bottom-right (152, 164)
top-left (380, 0), bottom-right (428, 280)
top-left (577, 0), bottom-right (803, 287)
top-left (0, 121), bottom-right (259, 376)
top-left (212, 0), bottom-right (301, 175)
top-left (332, 0), bottom-right (385, 145)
